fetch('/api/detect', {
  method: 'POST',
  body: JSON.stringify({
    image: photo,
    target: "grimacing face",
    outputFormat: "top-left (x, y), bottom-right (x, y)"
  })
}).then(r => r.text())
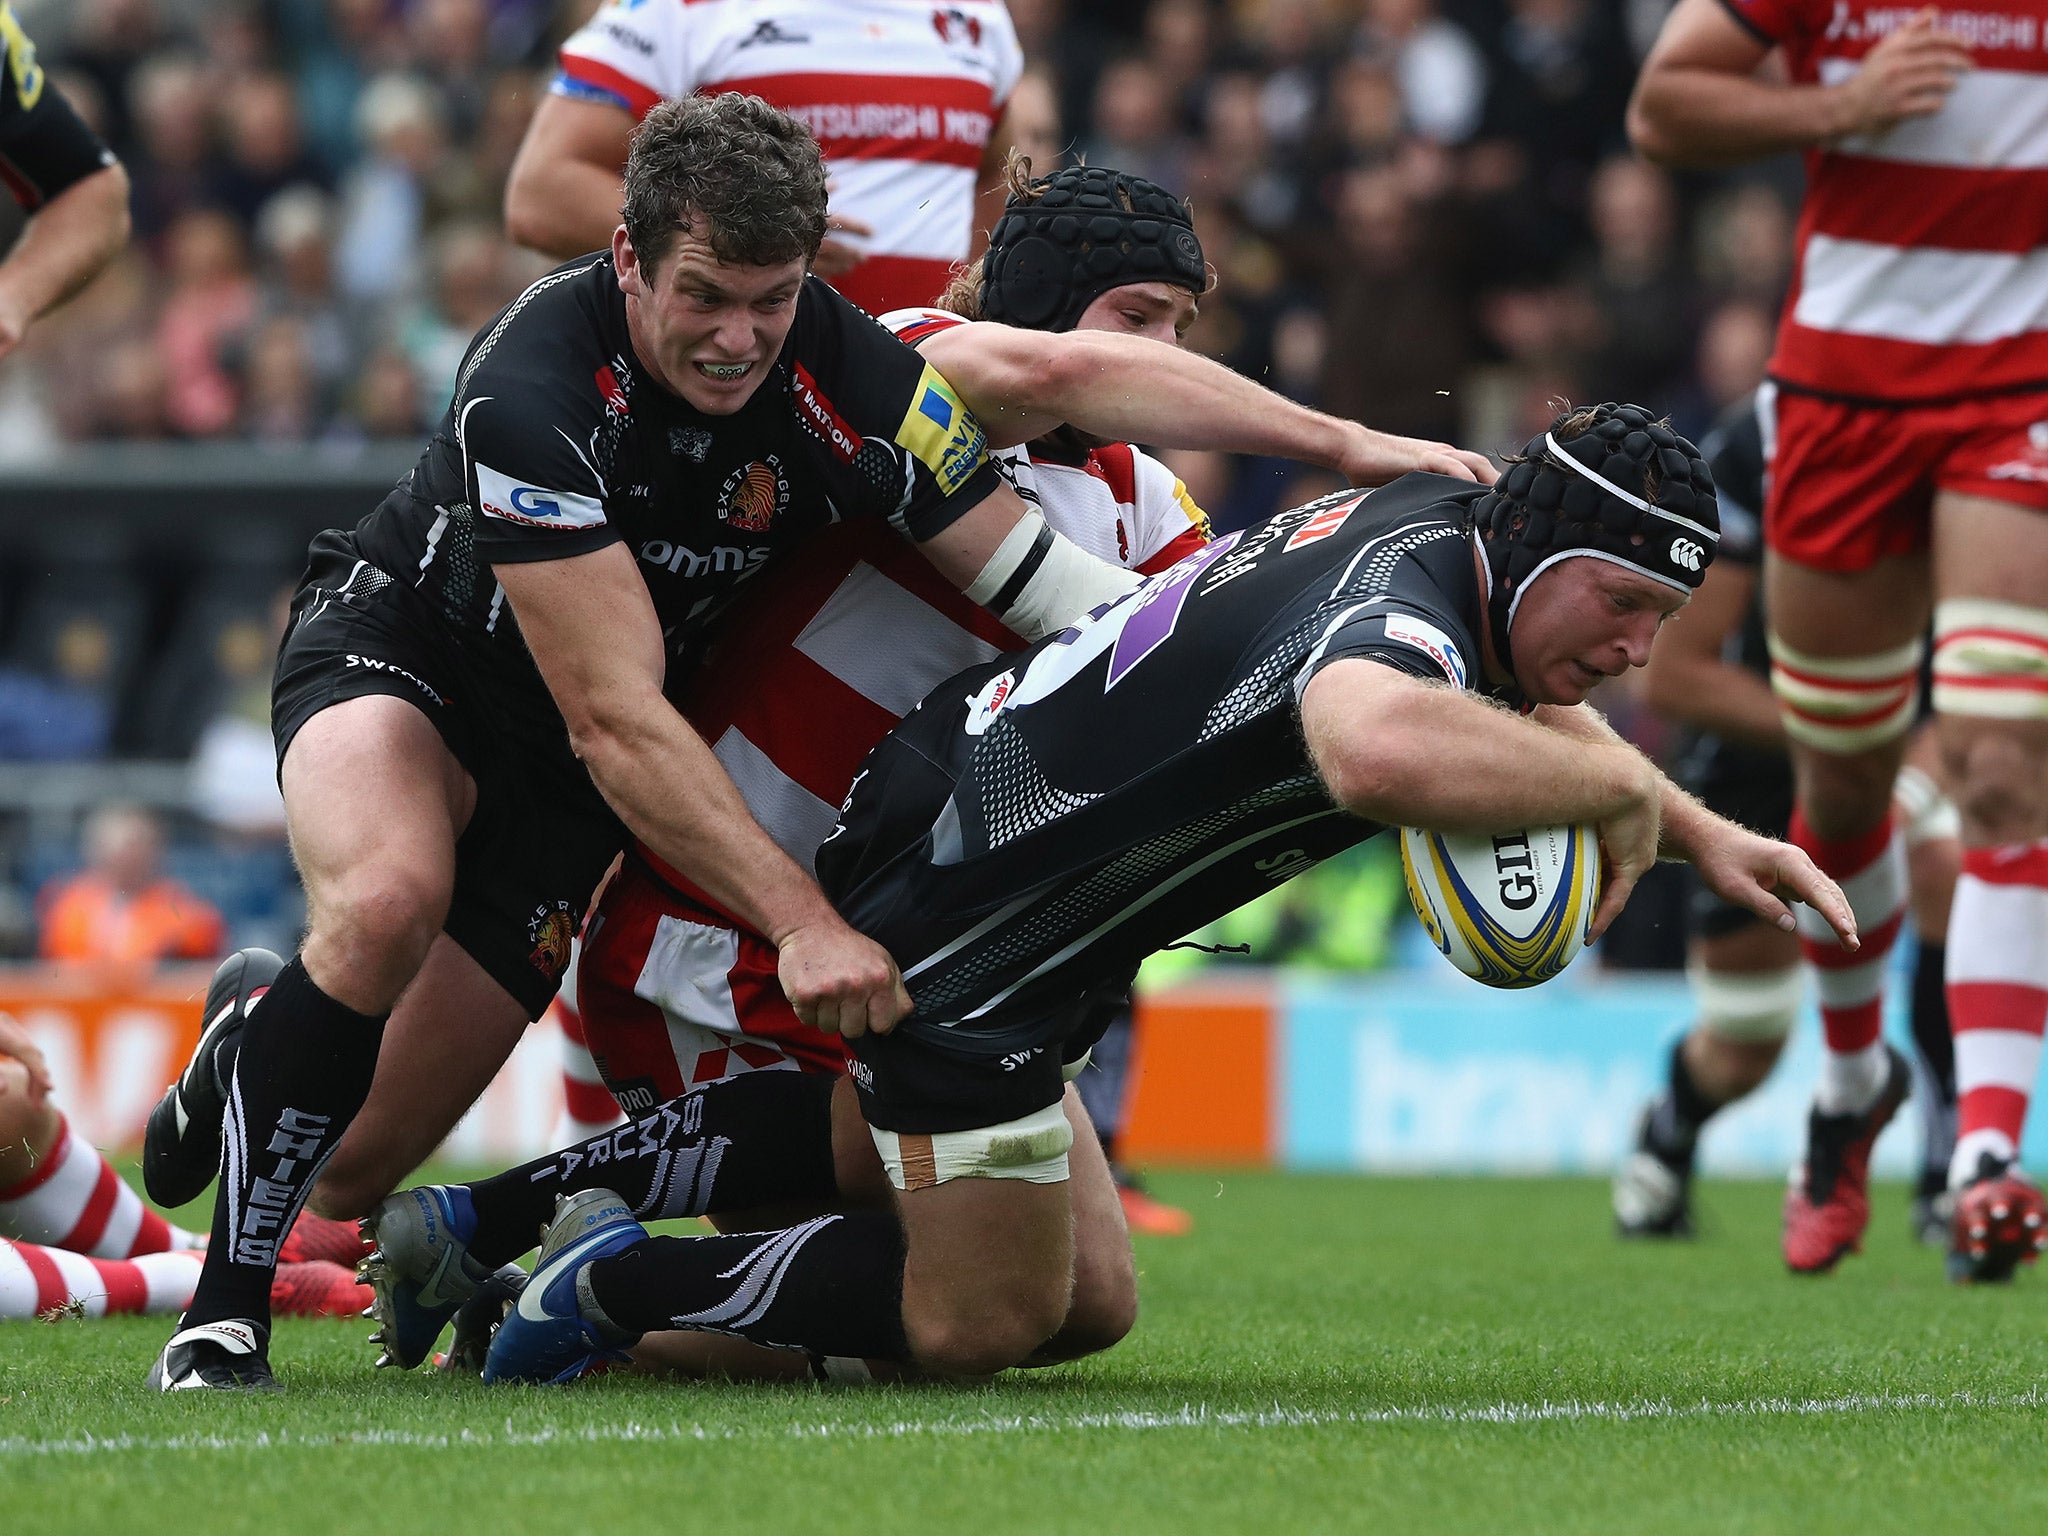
top-left (1508, 554), bottom-right (1689, 705)
top-left (613, 224), bottom-right (806, 415)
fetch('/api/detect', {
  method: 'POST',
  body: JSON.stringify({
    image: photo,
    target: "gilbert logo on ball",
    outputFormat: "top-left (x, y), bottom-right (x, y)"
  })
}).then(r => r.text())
top-left (1399, 823), bottom-right (1601, 988)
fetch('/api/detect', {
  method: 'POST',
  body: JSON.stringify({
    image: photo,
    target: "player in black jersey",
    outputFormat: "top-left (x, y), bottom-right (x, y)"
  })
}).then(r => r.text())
top-left (1614, 392), bottom-right (1965, 1243)
top-left (0, 4), bottom-right (129, 358)
top-left (147, 97), bottom-right (1496, 1391)
top-left (399, 404), bottom-right (1859, 1388)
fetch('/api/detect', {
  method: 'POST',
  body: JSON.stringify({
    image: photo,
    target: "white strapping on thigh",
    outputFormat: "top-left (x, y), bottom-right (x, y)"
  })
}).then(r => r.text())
top-left (870, 1101), bottom-right (1075, 1192)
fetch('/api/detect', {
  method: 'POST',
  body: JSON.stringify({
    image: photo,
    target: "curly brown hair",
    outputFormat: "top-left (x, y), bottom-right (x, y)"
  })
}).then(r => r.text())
top-left (622, 95), bottom-right (829, 274)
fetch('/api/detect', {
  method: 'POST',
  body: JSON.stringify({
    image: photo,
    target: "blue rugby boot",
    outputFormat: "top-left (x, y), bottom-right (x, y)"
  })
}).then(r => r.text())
top-left (359, 1184), bottom-right (495, 1369)
top-left (482, 1189), bottom-right (645, 1385)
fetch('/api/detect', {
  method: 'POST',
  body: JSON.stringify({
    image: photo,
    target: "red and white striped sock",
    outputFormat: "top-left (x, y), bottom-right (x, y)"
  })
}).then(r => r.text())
top-left (0, 1236), bottom-right (200, 1318)
top-left (1946, 840), bottom-right (2048, 1186)
top-left (551, 996), bottom-right (623, 1149)
top-left (0, 1114), bottom-right (200, 1258)
top-left (1791, 809), bottom-right (1908, 1114)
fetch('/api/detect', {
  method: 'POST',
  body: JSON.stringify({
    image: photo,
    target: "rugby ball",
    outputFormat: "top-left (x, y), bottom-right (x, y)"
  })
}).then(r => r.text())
top-left (1399, 823), bottom-right (1601, 988)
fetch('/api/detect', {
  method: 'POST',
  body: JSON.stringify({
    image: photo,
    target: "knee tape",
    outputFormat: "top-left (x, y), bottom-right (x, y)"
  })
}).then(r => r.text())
top-left (1767, 634), bottom-right (1923, 753)
top-left (1933, 598), bottom-right (2048, 720)
top-left (1687, 962), bottom-right (1804, 1043)
top-left (870, 1101), bottom-right (1074, 1193)
top-left (1892, 763), bottom-right (1961, 846)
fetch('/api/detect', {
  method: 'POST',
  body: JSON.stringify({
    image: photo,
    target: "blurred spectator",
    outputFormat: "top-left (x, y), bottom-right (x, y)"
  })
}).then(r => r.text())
top-left (190, 589), bottom-right (291, 840)
top-left (1142, 0), bottom-right (1216, 134)
top-left (1575, 154), bottom-right (1696, 411)
top-left (346, 341), bottom-right (427, 439)
top-left (1320, 165), bottom-right (1472, 443)
top-left (1480, 0), bottom-right (1636, 205)
top-left (252, 186), bottom-right (357, 420)
top-left (1192, 70), bottom-right (1298, 233)
top-left (1693, 298), bottom-right (1775, 420)
top-left (51, 0), bottom-right (189, 152)
top-left (1355, 0), bottom-right (1488, 146)
top-left (124, 53), bottom-right (219, 244)
top-left (0, 618), bottom-right (118, 760)
top-left (1083, 56), bottom-right (1188, 192)
top-left (156, 206), bottom-right (257, 436)
top-left (399, 219), bottom-right (521, 410)
top-left (205, 68), bottom-right (331, 230)
top-left (334, 72), bottom-right (445, 306)
top-left (1694, 181), bottom-right (1795, 308)
top-left (37, 805), bottom-right (225, 964)
top-left (1008, 67), bottom-right (1067, 173)
top-left (239, 313), bottom-right (323, 441)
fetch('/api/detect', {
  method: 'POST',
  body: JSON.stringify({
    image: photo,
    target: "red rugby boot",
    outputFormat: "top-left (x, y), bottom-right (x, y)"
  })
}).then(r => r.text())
top-left (1947, 1155), bottom-right (2048, 1284)
top-left (278, 1209), bottom-right (373, 1268)
top-left (271, 1260), bottom-right (374, 1319)
top-left (1782, 1046), bottom-right (1910, 1274)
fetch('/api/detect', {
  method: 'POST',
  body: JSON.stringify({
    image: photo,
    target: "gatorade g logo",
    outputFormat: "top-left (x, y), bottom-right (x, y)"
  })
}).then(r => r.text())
top-left (1670, 538), bottom-right (1704, 572)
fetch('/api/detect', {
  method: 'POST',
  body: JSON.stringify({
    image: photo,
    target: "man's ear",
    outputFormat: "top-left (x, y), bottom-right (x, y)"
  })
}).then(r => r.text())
top-left (612, 225), bottom-right (641, 296)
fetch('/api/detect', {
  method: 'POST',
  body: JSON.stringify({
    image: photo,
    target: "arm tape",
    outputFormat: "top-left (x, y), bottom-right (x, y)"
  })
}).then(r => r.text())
top-left (963, 510), bottom-right (1141, 642)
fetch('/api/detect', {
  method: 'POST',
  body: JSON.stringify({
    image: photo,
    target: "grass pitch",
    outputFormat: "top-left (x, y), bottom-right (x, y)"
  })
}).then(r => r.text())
top-left (4, 1171), bottom-right (2045, 1536)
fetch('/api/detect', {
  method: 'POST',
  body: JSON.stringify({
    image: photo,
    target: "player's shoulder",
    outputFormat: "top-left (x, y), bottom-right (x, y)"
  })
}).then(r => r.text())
top-left (878, 306), bottom-right (969, 347)
top-left (1716, 0), bottom-right (1841, 45)
top-left (455, 258), bottom-right (621, 432)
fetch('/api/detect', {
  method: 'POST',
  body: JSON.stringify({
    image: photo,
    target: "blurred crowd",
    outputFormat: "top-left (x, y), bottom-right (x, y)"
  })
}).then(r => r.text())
top-left (0, 0), bottom-right (1806, 964)
top-left (0, 0), bottom-right (1797, 472)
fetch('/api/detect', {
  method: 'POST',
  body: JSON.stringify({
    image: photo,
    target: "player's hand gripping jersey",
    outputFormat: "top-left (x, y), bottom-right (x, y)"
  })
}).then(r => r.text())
top-left (1722, 0), bottom-right (2048, 402)
top-left (576, 306), bottom-right (1209, 1094)
top-left (555, 0), bottom-right (1023, 315)
top-left (818, 474), bottom-right (1514, 1056)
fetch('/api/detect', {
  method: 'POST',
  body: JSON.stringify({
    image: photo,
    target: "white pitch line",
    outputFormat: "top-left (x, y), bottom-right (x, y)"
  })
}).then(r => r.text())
top-left (0, 1387), bottom-right (2039, 1458)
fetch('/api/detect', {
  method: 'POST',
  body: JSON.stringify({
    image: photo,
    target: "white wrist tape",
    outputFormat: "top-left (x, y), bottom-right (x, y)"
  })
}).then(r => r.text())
top-left (964, 510), bottom-right (1141, 642)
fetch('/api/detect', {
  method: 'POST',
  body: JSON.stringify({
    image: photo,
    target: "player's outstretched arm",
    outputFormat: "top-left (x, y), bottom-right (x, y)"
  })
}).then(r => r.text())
top-left (0, 158), bottom-right (128, 359)
top-left (1532, 699), bottom-right (1858, 948)
top-left (494, 544), bottom-right (913, 1038)
top-left (1630, 0), bottom-right (1970, 166)
top-left (1302, 659), bottom-right (1660, 936)
top-left (504, 93), bottom-right (635, 258)
top-left (913, 323), bottom-right (1496, 483)
top-left (916, 480), bottom-right (1142, 642)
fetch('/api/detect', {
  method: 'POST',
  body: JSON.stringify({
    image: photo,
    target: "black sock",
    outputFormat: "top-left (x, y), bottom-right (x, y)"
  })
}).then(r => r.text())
top-left (584, 1210), bottom-right (909, 1362)
top-left (1910, 938), bottom-right (1957, 1187)
top-left (1646, 1037), bottom-right (1720, 1161)
top-left (184, 958), bottom-right (386, 1331)
top-left (465, 1070), bottom-right (839, 1267)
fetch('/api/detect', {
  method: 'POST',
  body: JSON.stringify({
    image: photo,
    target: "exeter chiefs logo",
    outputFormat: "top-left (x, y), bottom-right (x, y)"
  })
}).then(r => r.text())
top-left (527, 901), bottom-right (575, 982)
top-left (718, 456), bottom-right (789, 533)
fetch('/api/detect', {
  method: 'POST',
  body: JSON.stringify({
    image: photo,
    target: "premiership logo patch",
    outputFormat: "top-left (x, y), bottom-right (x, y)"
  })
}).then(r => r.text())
top-left (718, 456), bottom-right (789, 533)
top-left (894, 365), bottom-right (987, 495)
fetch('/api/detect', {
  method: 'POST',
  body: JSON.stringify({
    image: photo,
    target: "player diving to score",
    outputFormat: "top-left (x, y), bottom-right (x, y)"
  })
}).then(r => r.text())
top-left (363, 404), bottom-right (1859, 1385)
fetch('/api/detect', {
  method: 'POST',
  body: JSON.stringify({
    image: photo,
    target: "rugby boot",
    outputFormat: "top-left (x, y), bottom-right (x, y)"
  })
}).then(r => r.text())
top-left (143, 948), bottom-right (284, 1207)
top-left (482, 1189), bottom-right (645, 1385)
top-left (358, 1184), bottom-right (494, 1369)
top-left (148, 1319), bottom-right (280, 1392)
top-left (1614, 1102), bottom-right (1697, 1238)
top-left (270, 1260), bottom-right (375, 1319)
top-left (1114, 1166), bottom-right (1193, 1237)
top-left (1781, 1045), bottom-right (1911, 1274)
top-left (1946, 1153), bottom-right (2048, 1284)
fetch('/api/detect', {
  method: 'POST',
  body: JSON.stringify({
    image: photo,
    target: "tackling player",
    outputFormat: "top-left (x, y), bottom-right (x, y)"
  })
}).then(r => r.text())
top-left (507, 0), bottom-right (1024, 314)
top-left (1633, 0), bottom-right (2048, 1279)
top-left (368, 406), bottom-right (1860, 1386)
top-left (1613, 393), bottom-right (1963, 1242)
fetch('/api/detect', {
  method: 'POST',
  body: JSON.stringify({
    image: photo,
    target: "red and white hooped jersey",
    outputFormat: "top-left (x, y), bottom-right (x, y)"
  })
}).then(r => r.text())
top-left (639, 306), bottom-right (1211, 918)
top-left (555, 0), bottom-right (1023, 316)
top-left (1720, 0), bottom-right (2048, 402)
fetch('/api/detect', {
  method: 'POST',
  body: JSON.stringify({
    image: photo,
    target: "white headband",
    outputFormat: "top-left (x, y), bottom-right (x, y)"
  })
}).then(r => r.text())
top-left (1544, 431), bottom-right (1719, 544)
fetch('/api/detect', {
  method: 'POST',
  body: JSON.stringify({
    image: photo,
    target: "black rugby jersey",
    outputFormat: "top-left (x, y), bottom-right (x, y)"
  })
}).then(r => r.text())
top-left (346, 256), bottom-right (1003, 708)
top-left (0, 5), bottom-right (117, 210)
top-left (820, 472), bottom-right (1517, 1052)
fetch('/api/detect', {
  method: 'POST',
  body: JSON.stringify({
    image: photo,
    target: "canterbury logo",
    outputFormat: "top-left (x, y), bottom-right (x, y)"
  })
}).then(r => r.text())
top-left (1669, 538), bottom-right (1705, 571)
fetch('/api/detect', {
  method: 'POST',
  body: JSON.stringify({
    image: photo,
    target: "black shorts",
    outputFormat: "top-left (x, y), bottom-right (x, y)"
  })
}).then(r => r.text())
top-left (1680, 735), bottom-right (1794, 942)
top-left (272, 531), bottom-right (626, 1019)
top-left (848, 995), bottom-right (1112, 1135)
